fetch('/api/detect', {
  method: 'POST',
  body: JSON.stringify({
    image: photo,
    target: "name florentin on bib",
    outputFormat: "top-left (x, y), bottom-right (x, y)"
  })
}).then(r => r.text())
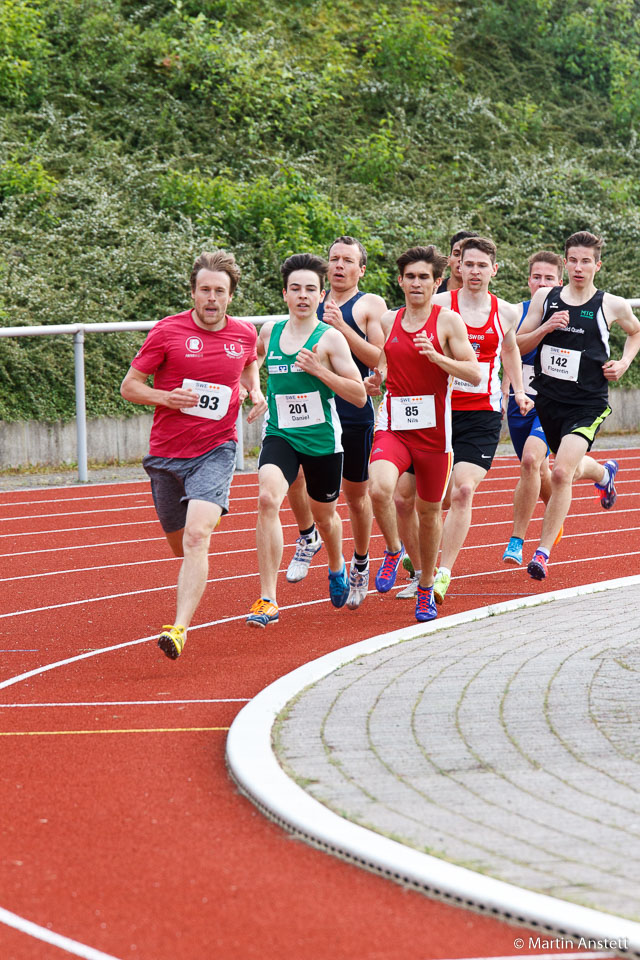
top-left (263, 319), bottom-right (343, 456)
top-left (532, 287), bottom-right (610, 403)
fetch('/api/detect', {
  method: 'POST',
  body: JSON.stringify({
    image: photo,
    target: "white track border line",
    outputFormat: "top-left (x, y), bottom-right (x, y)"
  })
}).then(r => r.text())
top-left (0, 904), bottom-right (123, 960)
top-left (226, 575), bottom-right (640, 954)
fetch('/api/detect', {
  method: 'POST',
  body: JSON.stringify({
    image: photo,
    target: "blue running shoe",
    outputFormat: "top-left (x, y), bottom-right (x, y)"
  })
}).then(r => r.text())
top-left (503, 536), bottom-right (523, 565)
top-left (527, 550), bottom-right (548, 581)
top-left (375, 545), bottom-right (405, 593)
top-left (328, 562), bottom-right (349, 608)
top-left (415, 584), bottom-right (437, 622)
top-left (595, 459), bottom-right (618, 510)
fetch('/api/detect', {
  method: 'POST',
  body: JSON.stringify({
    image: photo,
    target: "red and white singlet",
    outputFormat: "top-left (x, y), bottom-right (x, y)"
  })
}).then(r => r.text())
top-left (450, 289), bottom-right (505, 412)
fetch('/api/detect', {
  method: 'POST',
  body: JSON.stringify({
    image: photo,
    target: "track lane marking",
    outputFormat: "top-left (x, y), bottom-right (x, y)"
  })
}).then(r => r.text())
top-left (0, 699), bottom-right (248, 707)
top-left (0, 727), bottom-right (230, 736)
top-left (0, 904), bottom-right (123, 960)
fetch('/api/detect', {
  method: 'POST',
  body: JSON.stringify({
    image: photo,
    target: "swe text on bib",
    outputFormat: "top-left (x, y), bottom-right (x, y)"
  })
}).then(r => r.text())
top-left (275, 391), bottom-right (324, 429)
top-left (390, 395), bottom-right (436, 430)
top-left (180, 379), bottom-right (232, 420)
top-left (540, 345), bottom-right (580, 382)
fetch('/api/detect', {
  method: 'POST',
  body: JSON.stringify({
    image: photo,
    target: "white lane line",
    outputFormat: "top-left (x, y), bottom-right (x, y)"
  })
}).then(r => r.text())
top-left (5, 521), bottom-right (640, 584)
top-left (0, 482), bottom-right (259, 507)
top-left (0, 904), bottom-right (123, 960)
top-left (5, 488), bottom-right (639, 541)
top-left (0, 598), bottom-right (332, 691)
top-left (0, 698), bottom-right (249, 707)
top-left (0, 493), bottom-right (262, 524)
top-left (3, 547), bottom-right (640, 621)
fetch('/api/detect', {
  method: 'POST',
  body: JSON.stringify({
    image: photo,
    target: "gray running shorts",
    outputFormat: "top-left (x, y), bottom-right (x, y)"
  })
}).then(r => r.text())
top-left (143, 441), bottom-right (236, 533)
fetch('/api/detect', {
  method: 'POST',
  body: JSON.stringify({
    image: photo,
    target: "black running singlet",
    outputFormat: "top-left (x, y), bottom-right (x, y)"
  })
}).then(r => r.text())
top-left (531, 287), bottom-right (610, 403)
top-left (318, 292), bottom-right (374, 426)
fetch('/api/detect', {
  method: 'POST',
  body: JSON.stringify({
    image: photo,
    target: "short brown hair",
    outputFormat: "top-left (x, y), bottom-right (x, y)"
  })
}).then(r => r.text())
top-left (281, 252), bottom-right (328, 289)
top-left (396, 245), bottom-right (448, 280)
top-left (328, 236), bottom-right (367, 267)
top-left (459, 236), bottom-right (497, 264)
top-left (528, 250), bottom-right (564, 278)
top-left (190, 250), bottom-right (241, 294)
top-left (564, 231), bottom-right (603, 260)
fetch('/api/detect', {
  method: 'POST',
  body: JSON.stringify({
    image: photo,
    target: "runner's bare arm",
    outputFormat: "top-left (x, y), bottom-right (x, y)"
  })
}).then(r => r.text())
top-left (322, 294), bottom-right (387, 369)
top-left (500, 325), bottom-right (533, 416)
top-left (294, 328), bottom-right (367, 407)
top-left (120, 365), bottom-right (199, 409)
top-left (239, 359), bottom-right (267, 423)
top-left (516, 287), bottom-right (569, 354)
top-left (414, 310), bottom-right (481, 384)
top-left (602, 295), bottom-right (640, 381)
top-left (255, 321), bottom-right (275, 369)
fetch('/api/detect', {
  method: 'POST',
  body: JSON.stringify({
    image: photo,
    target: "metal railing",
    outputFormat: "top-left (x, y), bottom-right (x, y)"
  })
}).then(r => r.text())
top-left (0, 316), bottom-right (287, 482)
top-left (2, 299), bottom-right (639, 482)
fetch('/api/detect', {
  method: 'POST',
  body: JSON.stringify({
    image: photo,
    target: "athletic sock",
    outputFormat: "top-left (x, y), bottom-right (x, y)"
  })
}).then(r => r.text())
top-left (599, 465), bottom-right (609, 485)
top-left (535, 547), bottom-right (549, 559)
top-left (353, 551), bottom-right (369, 572)
top-left (300, 524), bottom-right (316, 541)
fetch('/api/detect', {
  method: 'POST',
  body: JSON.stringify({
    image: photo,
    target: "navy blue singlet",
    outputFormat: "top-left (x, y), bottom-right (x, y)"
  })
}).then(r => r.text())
top-left (318, 292), bottom-right (374, 426)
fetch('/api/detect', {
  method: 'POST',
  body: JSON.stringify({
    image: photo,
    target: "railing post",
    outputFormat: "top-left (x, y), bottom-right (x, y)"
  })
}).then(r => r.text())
top-left (73, 329), bottom-right (88, 483)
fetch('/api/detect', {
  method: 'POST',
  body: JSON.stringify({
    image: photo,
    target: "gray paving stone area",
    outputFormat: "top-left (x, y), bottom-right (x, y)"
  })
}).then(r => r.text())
top-left (275, 585), bottom-right (640, 921)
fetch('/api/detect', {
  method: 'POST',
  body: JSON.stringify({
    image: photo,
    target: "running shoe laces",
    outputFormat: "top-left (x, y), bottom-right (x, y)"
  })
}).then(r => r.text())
top-left (527, 550), bottom-right (548, 581)
top-left (595, 459), bottom-right (618, 510)
top-left (246, 598), bottom-right (279, 628)
top-left (375, 545), bottom-right (405, 593)
top-left (346, 561), bottom-right (369, 610)
top-left (415, 585), bottom-right (437, 622)
top-left (328, 563), bottom-right (350, 608)
top-left (286, 533), bottom-right (323, 582)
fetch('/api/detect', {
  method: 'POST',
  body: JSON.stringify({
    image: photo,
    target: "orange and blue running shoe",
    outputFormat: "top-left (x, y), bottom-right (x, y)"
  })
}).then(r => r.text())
top-left (246, 598), bottom-right (279, 628)
top-left (595, 459), bottom-right (618, 510)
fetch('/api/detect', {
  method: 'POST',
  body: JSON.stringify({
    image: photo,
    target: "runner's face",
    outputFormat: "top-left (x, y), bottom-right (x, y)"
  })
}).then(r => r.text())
top-left (460, 248), bottom-right (497, 292)
top-left (448, 242), bottom-right (466, 282)
top-left (398, 261), bottom-right (438, 305)
top-left (328, 242), bottom-right (365, 292)
top-left (283, 269), bottom-right (325, 320)
top-left (191, 269), bottom-right (233, 330)
top-left (528, 261), bottom-right (562, 296)
top-left (564, 246), bottom-right (601, 287)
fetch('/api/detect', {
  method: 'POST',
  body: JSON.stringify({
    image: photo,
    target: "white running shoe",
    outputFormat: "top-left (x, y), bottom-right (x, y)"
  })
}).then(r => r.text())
top-left (286, 533), bottom-right (323, 582)
top-left (396, 574), bottom-right (419, 599)
top-left (346, 560), bottom-right (369, 609)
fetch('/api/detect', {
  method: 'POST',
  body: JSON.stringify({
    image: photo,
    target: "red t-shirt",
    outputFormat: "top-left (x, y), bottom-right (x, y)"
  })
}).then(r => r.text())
top-left (131, 310), bottom-right (258, 458)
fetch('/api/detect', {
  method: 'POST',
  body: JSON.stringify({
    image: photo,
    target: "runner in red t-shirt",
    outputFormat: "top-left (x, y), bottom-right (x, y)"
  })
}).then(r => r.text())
top-left (120, 250), bottom-right (266, 660)
top-left (366, 245), bottom-right (480, 623)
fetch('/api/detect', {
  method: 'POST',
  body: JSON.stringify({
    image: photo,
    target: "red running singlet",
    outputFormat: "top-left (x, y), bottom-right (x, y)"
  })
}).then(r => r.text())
top-left (450, 289), bottom-right (505, 412)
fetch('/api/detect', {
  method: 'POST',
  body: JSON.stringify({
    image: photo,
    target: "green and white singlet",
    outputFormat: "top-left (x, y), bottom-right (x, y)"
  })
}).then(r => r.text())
top-left (263, 319), bottom-right (343, 456)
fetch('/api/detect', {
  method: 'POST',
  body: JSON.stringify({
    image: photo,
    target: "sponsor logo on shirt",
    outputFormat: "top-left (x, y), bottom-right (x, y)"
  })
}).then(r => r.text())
top-left (268, 364), bottom-right (289, 374)
top-left (185, 336), bottom-right (203, 354)
top-left (390, 337), bottom-right (398, 343)
top-left (550, 302), bottom-right (559, 309)
top-left (580, 310), bottom-right (594, 318)
top-left (224, 342), bottom-right (244, 359)
top-left (268, 351), bottom-right (283, 360)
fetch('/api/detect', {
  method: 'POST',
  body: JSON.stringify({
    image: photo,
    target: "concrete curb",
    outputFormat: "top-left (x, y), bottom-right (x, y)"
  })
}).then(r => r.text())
top-left (226, 576), bottom-right (640, 955)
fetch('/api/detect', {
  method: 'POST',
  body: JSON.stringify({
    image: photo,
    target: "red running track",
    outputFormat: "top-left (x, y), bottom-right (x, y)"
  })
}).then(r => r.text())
top-left (1, 450), bottom-right (639, 960)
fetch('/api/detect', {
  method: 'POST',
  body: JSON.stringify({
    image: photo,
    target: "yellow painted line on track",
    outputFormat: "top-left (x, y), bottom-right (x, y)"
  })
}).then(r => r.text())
top-left (0, 726), bottom-right (229, 736)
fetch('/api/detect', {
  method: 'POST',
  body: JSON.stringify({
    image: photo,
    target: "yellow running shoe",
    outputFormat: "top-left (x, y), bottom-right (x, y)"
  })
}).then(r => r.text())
top-left (433, 569), bottom-right (451, 605)
top-left (158, 624), bottom-right (186, 660)
top-left (246, 598), bottom-right (279, 628)
top-left (553, 524), bottom-right (563, 547)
